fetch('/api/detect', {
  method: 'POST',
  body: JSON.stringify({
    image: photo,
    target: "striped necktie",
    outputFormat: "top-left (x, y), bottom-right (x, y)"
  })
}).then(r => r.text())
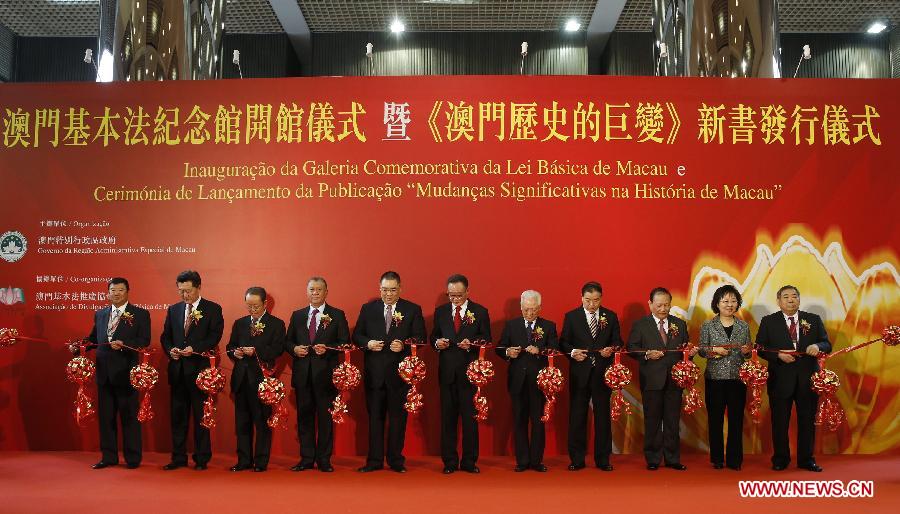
top-left (107, 307), bottom-right (120, 340)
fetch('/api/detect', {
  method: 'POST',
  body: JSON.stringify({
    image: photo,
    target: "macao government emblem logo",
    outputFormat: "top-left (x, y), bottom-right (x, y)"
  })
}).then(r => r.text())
top-left (1, 231), bottom-right (27, 263)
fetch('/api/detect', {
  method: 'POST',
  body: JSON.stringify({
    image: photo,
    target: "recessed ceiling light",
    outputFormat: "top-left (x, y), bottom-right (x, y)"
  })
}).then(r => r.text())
top-left (866, 21), bottom-right (887, 34)
top-left (564, 19), bottom-right (581, 32)
top-left (390, 19), bottom-right (405, 33)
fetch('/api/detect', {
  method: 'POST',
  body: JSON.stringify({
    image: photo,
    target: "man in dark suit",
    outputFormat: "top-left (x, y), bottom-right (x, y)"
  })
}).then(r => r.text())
top-left (353, 271), bottom-right (426, 473)
top-left (285, 276), bottom-right (350, 472)
top-left (225, 287), bottom-right (285, 472)
top-left (627, 287), bottom-right (696, 471)
top-left (757, 285), bottom-right (831, 472)
top-left (496, 289), bottom-right (558, 472)
top-left (70, 277), bottom-right (150, 469)
top-left (160, 270), bottom-right (225, 471)
top-left (431, 273), bottom-right (491, 474)
top-left (560, 281), bottom-right (622, 472)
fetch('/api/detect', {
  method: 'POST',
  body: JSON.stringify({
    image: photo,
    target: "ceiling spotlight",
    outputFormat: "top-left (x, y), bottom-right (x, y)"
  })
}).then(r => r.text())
top-left (564, 19), bottom-right (581, 32)
top-left (866, 21), bottom-right (887, 34)
top-left (390, 19), bottom-right (405, 33)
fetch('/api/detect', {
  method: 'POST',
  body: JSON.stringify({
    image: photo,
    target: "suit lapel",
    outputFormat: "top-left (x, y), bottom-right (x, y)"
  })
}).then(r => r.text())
top-left (304, 307), bottom-right (315, 344)
top-left (111, 305), bottom-right (127, 340)
top-left (251, 313), bottom-right (263, 340)
top-left (443, 304), bottom-right (455, 337)
top-left (578, 311), bottom-right (593, 345)
top-left (713, 318), bottom-right (729, 342)
top-left (649, 316), bottom-right (664, 347)
top-left (522, 318), bottom-right (547, 348)
top-left (797, 312), bottom-right (809, 347)
top-left (314, 305), bottom-right (329, 343)
top-left (175, 302), bottom-right (186, 342)
top-left (667, 316), bottom-right (679, 349)
top-left (99, 307), bottom-right (111, 344)
top-left (778, 313), bottom-right (793, 347)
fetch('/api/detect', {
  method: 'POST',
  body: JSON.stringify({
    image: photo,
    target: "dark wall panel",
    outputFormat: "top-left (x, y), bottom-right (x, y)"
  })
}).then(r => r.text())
top-left (600, 32), bottom-right (891, 78)
top-left (781, 33), bottom-right (891, 79)
top-left (222, 33), bottom-right (301, 79)
top-left (598, 32), bottom-right (654, 76)
top-left (12, 33), bottom-right (299, 82)
top-left (313, 32), bottom-right (586, 76)
top-left (6, 31), bottom-right (892, 82)
top-left (15, 36), bottom-right (96, 83)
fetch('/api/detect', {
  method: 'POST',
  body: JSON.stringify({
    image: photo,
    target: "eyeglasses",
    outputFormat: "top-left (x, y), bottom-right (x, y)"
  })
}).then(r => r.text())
top-left (447, 293), bottom-right (466, 299)
top-left (380, 287), bottom-right (399, 293)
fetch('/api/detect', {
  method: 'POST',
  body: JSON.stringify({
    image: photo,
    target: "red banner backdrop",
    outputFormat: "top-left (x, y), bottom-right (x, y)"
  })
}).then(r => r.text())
top-left (0, 75), bottom-right (897, 457)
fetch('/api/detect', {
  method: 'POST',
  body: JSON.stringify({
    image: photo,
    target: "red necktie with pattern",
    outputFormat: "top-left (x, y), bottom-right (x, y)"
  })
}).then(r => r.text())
top-left (309, 308), bottom-right (319, 343)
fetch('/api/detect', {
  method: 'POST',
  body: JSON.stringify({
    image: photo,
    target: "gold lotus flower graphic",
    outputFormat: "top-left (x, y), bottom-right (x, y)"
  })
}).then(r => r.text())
top-left (613, 226), bottom-right (899, 456)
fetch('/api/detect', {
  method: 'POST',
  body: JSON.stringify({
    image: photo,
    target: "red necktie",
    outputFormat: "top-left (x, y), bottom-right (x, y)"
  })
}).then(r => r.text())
top-left (658, 318), bottom-right (668, 344)
top-left (309, 308), bottom-right (319, 343)
top-left (453, 306), bottom-right (462, 332)
top-left (789, 316), bottom-right (798, 349)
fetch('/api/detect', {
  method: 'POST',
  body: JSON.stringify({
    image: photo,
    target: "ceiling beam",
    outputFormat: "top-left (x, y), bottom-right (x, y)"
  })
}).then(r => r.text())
top-left (586, 0), bottom-right (629, 73)
top-left (267, 0), bottom-right (311, 75)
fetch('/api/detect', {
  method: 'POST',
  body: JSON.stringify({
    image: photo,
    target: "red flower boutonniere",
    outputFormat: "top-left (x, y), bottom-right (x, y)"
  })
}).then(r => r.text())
top-left (799, 319), bottom-right (811, 336)
top-left (190, 308), bottom-right (203, 326)
top-left (120, 311), bottom-right (134, 326)
top-left (250, 320), bottom-right (266, 337)
top-left (319, 313), bottom-right (332, 330)
top-left (391, 310), bottom-right (404, 327)
top-left (463, 310), bottom-right (476, 326)
top-left (668, 321), bottom-right (680, 338)
top-left (531, 325), bottom-right (544, 342)
top-left (598, 314), bottom-right (608, 331)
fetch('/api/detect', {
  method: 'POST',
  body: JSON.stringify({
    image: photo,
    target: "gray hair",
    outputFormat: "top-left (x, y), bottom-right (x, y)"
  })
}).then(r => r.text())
top-left (307, 276), bottom-right (328, 289)
top-left (520, 290), bottom-right (542, 305)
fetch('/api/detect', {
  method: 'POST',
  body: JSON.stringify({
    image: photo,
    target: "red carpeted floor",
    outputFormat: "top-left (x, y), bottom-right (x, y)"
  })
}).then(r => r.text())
top-left (1, 452), bottom-right (897, 513)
